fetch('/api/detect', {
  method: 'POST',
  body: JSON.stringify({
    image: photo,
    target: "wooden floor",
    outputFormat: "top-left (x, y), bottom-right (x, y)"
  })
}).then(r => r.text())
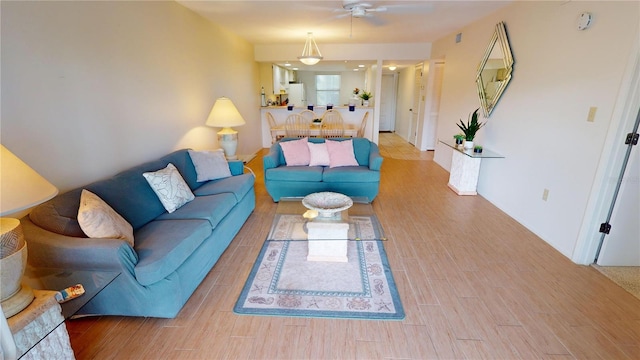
top-left (67, 133), bottom-right (640, 359)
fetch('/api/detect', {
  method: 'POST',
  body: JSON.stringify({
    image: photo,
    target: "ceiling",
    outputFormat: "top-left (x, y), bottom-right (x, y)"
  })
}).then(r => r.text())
top-left (177, 0), bottom-right (512, 70)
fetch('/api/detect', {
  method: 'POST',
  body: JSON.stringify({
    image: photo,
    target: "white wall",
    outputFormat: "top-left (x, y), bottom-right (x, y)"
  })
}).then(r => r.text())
top-left (296, 70), bottom-right (366, 106)
top-left (1, 1), bottom-right (261, 193)
top-left (431, 1), bottom-right (639, 259)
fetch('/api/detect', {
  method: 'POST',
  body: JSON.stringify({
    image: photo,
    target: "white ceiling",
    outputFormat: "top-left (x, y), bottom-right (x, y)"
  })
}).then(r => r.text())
top-left (178, 0), bottom-right (511, 44)
top-left (177, 0), bottom-right (512, 71)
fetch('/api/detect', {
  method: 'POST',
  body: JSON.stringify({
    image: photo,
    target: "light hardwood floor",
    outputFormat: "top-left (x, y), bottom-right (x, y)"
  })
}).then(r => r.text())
top-left (67, 133), bottom-right (640, 359)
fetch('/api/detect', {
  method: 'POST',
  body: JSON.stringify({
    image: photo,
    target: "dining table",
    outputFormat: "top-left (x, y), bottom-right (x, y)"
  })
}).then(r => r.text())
top-left (271, 123), bottom-right (358, 139)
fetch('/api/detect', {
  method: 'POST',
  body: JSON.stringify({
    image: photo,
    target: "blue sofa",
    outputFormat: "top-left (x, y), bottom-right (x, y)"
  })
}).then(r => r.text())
top-left (22, 149), bottom-right (255, 318)
top-left (263, 137), bottom-right (383, 202)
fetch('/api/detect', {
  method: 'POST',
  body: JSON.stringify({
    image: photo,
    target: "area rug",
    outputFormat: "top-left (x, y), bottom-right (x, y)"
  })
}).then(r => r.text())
top-left (234, 215), bottom-right (404, 320)
top-left (592, 264), bottom-right (640, 300)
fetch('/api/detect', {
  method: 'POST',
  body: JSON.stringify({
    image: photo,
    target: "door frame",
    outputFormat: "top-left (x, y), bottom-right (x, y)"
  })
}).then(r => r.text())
top-left (572, 42), bottom-right (640, 265)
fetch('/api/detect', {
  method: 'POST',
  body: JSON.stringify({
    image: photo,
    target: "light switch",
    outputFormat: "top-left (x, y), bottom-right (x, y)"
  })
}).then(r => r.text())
top-left (587, 107), bottom-right (597, 122)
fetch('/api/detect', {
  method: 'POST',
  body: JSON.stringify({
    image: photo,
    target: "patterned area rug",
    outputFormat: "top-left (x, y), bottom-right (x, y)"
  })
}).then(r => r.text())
top-left (234, 215), bottom-right (404, 320)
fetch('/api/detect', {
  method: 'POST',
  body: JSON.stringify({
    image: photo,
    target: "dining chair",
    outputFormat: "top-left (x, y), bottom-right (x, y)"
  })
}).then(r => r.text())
top-left (266, 112), bottom-right (282, 144)
top-left (357, 111), bottom-right (369, 137)
top-left (320, 109), bottom-right (344, 138)
top-left (299, 109), bottom-right (317, 123)
top-left (285, 113), bottom-right (310, 138)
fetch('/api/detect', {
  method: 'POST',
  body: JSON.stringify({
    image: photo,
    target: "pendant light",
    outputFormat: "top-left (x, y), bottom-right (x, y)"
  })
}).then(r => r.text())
top-left (298, 32), bottom-right (323, 66)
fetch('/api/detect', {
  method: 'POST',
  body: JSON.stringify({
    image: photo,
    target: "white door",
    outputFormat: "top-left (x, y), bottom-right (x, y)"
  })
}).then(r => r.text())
top-left (379, 74), bottom-right (397, 132)
top-left (409, 64), bottom-right (423, 145)
top-left (596, 110), bottom-right (640, 266)
top-left (422, 61), bottom-right (444, 150)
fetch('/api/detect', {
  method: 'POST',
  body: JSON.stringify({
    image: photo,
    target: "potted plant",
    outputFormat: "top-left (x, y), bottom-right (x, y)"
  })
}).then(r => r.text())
top-left (359, 91), bottom-right (372, 106)
top-left (457, 108), bottom-right (485, 149)
top-left (473, 145), bottom-right (483, 153)
top-left (453, 133), bottom-right (464, 145)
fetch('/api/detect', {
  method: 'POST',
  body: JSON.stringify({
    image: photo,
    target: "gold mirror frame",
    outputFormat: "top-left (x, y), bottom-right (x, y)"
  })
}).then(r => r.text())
top-left (476, 22), bottom-right (514, 117)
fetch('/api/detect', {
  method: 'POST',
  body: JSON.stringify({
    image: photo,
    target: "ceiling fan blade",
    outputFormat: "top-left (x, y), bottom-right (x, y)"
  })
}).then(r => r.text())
top-left (383, 3), bottom-right (433, 14)
top-left (362, 14), bottom-right (386, 26)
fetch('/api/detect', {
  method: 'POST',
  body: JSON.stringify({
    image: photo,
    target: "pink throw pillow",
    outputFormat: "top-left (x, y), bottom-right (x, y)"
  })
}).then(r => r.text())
top-left (326, 139), bottom-right (359, 168)
top-left (308, 142), bottom-right (331, 167)
top-left (279, 138), bottom-right (310, 166)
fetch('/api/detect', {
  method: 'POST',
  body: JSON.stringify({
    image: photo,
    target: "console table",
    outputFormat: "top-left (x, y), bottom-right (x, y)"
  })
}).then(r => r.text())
top-left (440, 140), bottom-right (504, 195)
top-left (8, 290), bottom-right (75, 359)
top-left (5, 268), bottom-right (119, 358)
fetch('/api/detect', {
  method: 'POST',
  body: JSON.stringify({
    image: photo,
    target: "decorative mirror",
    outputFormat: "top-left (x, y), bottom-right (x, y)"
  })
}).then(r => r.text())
top-left (476, 22), bottom-right (514, 117)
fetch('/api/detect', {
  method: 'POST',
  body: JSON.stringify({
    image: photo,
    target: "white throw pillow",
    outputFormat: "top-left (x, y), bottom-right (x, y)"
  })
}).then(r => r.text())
top-left (188, 149), bottom-right (231, 182)
top-left (143, 163), bottom-right (195, 213)
top-left (307, 142), bottom-right (331, 167)
top-left (77, 189), bottom-right (134, 246)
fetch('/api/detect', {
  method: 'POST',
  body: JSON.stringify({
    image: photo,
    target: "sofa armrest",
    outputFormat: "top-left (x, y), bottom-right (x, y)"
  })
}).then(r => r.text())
top-left (368, 143), bottom-right (383, 171)
top-left (229, 160), bottom-right (244, 175)
top-left (21, 216), bottom-right (138, 272)
top-left (263, 145), bottom-right (281, 170)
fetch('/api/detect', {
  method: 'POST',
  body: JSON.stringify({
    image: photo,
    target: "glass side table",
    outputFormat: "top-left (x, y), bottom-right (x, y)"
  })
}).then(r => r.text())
top-left (7, 267), bottom-right (120, 358)
top-left (439, 140), bottom-right (504, 195)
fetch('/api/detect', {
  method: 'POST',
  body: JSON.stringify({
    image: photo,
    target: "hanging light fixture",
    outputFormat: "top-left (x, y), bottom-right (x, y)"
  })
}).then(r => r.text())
top-left (298, 32), bottom-right (323, 66)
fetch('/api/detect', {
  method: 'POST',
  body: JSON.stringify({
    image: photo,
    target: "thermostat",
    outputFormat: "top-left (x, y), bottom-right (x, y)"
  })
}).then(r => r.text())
top-left (577, 12), bottom-right (592, 30)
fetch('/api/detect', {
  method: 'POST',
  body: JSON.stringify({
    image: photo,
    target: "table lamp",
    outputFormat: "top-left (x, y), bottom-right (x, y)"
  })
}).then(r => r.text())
top-left (1, 145), bottom-right (58, 317)
top-left (205, 97), bottom-right (246, 160)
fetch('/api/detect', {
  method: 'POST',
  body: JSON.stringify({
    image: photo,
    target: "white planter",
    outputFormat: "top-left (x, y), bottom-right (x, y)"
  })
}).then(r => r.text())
top-left (463, 140), bottom-right (474, 150)
top-left (363, 100), bottom-right (370, 106)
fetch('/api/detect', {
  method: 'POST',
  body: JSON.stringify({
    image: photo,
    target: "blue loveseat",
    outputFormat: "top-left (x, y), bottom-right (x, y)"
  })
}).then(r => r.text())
top-left (22, 149), bottom-right (255, 318)
top-left (263, 137), bottom-right (383, 202)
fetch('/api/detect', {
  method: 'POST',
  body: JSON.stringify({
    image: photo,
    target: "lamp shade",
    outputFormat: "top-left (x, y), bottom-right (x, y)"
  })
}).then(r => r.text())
top-left (205, 97), bottom-right (246, 128)
top-left (298, 32), bottom-right (323, 66)
top-left (0, 145), bottom-right (58, 217)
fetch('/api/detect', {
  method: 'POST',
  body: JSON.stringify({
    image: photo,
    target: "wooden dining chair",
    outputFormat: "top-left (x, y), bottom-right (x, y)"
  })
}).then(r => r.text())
top-left (266, 112), bottom-right (282, 144)
top-left (320, 109), bottom-right (344, 138)
top-left (285, 113), bottom-right (310, 138)
top-left (357, 111), bottom-right (369, 137)
top-left (298, 109), bottom-right (317, 124)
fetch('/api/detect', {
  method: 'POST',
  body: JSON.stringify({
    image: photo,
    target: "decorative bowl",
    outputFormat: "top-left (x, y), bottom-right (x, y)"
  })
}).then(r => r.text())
top-left (302, 192), bottom-right (353, 218)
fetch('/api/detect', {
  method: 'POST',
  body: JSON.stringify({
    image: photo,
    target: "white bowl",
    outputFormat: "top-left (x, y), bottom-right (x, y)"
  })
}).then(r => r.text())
top-left (302, 192), bottom-right (353, 218)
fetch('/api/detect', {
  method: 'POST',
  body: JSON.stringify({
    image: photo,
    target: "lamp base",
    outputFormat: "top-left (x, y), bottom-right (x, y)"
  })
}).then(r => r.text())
top-left (2, 284), bottom-right (34, 318)
top-left (217, 127), bottom-right (239, 160)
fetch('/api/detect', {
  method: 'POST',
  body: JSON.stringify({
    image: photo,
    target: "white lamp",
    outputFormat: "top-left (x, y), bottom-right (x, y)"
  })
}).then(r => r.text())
top-left (0, 145), bottom-right (58, 318)
top-left (298, 32), bottom-right (323, 66)
top-left (205, 97), bottom-right (246, 160)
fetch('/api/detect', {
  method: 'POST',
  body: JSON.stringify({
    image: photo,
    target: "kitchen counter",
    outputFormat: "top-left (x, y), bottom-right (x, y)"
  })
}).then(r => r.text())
top-left (260, 106), bottom-right (373, 147)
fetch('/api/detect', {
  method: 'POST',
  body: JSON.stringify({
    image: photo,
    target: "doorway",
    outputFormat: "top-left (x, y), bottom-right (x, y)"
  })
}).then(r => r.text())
top-left (379, 74), bottom-right (397, 132)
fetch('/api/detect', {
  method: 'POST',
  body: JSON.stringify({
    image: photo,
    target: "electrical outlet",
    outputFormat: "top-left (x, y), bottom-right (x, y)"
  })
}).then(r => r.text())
top-left (587, 107), bottom-right (597, 122)
top-left (542, 189), bottom-right (549, 201)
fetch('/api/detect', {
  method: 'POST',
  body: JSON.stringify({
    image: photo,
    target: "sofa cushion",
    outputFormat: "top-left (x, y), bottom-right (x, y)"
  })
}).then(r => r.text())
top-left (29, 188), bottom-right (86, 237)
top-left (133, 219), bottom-right (211, 286)
top-left (265, 166), bottom-right (324, 182)
top-left (308, 142), bottom-right (331, 167)
top-left (188, 149), bottom-right (232, 182)
top-left (322, 166), bottom-right (381, 183)
top-left (77, 189), bottom-right (135, 246)
top-left (280, 137), bottom-right (310, 166)
top-left (85, 150), bottom-right (199, 230)
top-left (155, 193), bottom-right (236, 228)
top-left (143, 163), bottom-right (195, 213)
top-left (193, 173), bottom-right (254, 202)
top-left (326, 139), bottom-right (359, 168)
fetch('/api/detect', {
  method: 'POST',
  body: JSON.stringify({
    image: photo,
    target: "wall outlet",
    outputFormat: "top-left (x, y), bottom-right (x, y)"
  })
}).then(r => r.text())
top-left (587, 107), bottom-right (597, 122)
top-left (542, 189), bottom-right (549, 201)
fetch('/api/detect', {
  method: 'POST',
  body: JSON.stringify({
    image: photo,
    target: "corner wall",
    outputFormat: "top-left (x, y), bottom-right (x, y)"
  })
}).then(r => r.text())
top-left (1, 1), bottom-right (261, 192)
top-left (431, 1), bottom-right (639, 259)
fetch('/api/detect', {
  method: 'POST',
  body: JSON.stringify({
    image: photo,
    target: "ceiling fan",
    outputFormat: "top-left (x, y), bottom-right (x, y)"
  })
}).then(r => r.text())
top-left (335, 1), bottom-right (388, 25)
top-left (341, 1), bottom-right (387, 19)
